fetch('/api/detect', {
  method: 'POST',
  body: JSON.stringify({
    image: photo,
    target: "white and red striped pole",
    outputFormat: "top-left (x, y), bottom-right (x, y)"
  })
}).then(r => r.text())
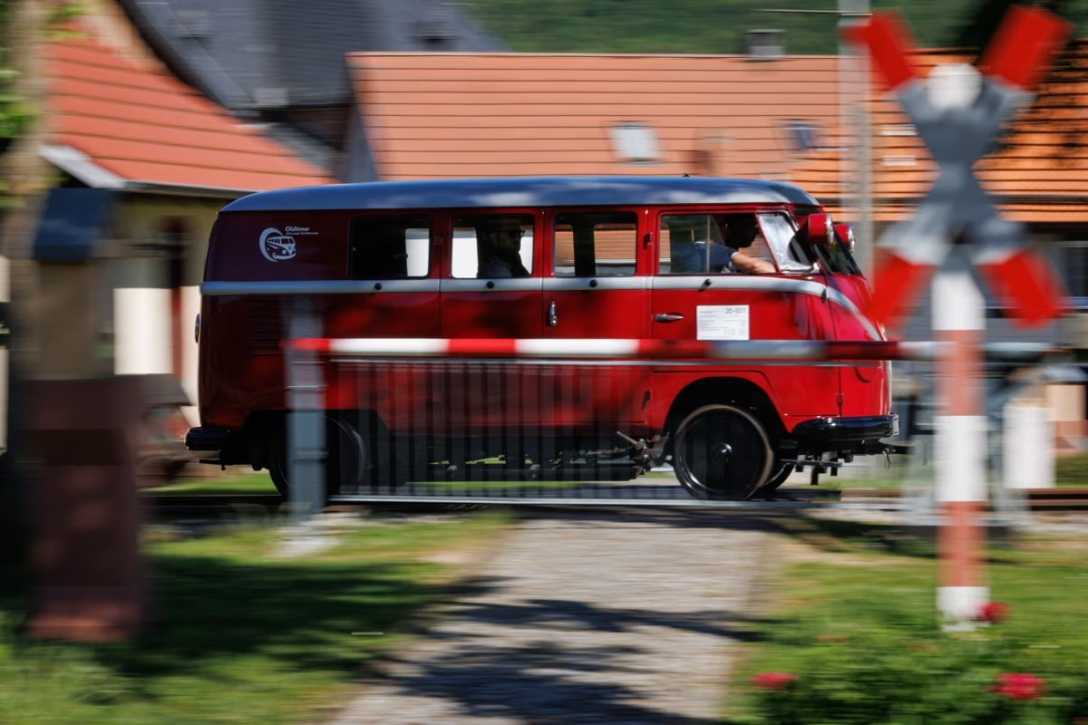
top-left (933, 268), bottom-right (989, 628)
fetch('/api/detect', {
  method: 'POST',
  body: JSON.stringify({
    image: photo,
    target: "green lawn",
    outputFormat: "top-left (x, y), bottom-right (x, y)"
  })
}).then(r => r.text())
top-left (1056, 452), bottom-right (1088, 487)
top-left (147, 471), bottom-right (279, 495)
top-left (0, 512), bottom-right (510, 724)
top-left (728, 517), bottom-right (1088, 723)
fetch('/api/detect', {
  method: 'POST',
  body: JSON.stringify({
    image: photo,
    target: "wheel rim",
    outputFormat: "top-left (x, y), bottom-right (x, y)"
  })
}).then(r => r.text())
top-left (269, 417), bottom-right (370, 497)
top-left (674, 405), bottom-right (773, 499)
top-left (326, 417), bottom-right (368, 493)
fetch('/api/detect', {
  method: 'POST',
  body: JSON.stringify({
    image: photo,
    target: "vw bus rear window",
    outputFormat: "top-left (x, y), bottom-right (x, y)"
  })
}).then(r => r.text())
top-left (452, 214), bottom-right (534, 279)
top-left (658, 213), bottom-right (775, 274)
top-left (349, 215), bottom-right (431, 279)
top-left (554, 211), bottom-right (637, 277)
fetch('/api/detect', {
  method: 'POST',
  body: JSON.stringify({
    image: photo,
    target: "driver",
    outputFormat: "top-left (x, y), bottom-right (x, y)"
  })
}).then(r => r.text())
top-left (721, 215), bottom-right (776, 274)
top-left (669, 215), bottom-right (776, 274)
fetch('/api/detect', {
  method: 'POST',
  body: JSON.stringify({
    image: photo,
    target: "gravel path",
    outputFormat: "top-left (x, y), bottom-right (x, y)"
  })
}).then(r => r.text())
top-left (331, 510), bottom-right (774, 724)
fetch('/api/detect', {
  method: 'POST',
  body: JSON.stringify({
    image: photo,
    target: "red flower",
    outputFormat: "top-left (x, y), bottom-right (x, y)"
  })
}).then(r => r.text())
top-left (752, 672), bottom-right (797, 690)
top-left (977, 602), bottom-right (1010, 624)
top-left (993, 673), bottom-right (1046, 701)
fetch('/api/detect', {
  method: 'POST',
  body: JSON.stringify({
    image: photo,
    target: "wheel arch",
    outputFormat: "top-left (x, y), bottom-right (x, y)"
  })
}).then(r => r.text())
top-left (663, 377), bottom-right (785, 446)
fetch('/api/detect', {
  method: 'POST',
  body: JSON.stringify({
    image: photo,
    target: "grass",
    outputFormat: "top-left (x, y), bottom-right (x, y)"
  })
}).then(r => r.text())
top-left (0, 512), bottom-right (510, 724)
top-left (728, 517), bottom-right (1088, 722)
top-left (1056, 452), bottom-right (1088, 487)
top-left (147, 471), bottom-right (279, 495)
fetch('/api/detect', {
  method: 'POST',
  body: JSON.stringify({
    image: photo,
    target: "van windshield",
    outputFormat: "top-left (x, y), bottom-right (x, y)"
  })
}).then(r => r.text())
top-left (757, 213), bottom-right (814, 273)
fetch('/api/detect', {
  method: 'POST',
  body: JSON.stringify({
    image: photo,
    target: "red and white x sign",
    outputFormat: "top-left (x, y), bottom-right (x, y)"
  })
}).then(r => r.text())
top-left (845, 5), bottom-right (1071, 328)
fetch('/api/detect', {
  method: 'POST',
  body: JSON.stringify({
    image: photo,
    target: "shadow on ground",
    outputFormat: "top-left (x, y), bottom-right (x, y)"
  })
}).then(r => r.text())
top-left (366, 579), bottom-right (773, 724)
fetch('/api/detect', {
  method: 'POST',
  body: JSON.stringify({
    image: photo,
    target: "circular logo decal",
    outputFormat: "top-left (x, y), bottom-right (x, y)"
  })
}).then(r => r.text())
top-left (259, 228), bottom-right (297, 262)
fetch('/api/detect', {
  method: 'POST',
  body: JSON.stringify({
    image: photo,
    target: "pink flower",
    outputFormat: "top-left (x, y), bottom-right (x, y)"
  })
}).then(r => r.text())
top-left (993, 673), bottom-right (1046, 701)
top-left (977, 602), bottom-right (1010, 624)
top-left (752, 672), bottom-right (797, 690)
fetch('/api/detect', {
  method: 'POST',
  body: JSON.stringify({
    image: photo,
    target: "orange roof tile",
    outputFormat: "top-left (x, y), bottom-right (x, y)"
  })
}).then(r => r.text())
top-left (349, 52), bottom-right (847, 189)
top-left (44, 32), bottom-right (330, 194)
top-left (350, 50), bottom-right (1088, 224)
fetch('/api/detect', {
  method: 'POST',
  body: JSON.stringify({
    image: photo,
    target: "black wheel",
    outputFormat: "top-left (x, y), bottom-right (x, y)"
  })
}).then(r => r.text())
top-left (757, 460), bottom-right (794, 497)
top-left (673, 404), bottom-right (773, 500)
top-left (266, 416), bottom-right (370, 500)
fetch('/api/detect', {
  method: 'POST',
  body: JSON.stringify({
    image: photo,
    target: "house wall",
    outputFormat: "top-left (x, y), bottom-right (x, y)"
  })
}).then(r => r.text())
top-left (110, 194), bottom-right (226, 424)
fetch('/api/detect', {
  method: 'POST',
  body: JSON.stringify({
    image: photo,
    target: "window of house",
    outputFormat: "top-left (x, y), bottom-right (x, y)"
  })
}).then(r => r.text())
top-left (1059, 241), bottom-right (1088, 304)
top-left (349, 215), bottom-right (431, 278)
top-left (658, 213), bottom-right (775, 274)
top-left (452, 214), bottom-right (534, 279)
top-left (554, 211), bottom-right (637, 277)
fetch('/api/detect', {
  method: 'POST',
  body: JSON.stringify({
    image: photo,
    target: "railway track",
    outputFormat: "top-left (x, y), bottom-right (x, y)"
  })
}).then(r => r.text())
top-left (145, 486), bottom-right (1088, 518)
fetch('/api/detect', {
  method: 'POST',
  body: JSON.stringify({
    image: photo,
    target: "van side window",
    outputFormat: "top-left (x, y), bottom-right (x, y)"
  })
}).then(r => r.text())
top-left (554, 212), bottom-right (637, 277)
top-left (349, 215), bottom-right (431, 279)
top-left (659, 213), bottom-right (776, 274)
top-left (452, 214), bottom-right (534, 279)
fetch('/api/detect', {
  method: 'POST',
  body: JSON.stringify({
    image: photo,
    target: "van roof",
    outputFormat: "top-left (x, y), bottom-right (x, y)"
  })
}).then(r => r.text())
top-left (221, 176), bottom-right (819, 213)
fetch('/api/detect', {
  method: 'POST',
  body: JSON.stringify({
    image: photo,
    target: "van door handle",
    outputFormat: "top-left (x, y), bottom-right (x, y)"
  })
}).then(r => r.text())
top-left (547, 300), bottom-right (559, 327)
top-left (655, 313), bottom-right (685, 322)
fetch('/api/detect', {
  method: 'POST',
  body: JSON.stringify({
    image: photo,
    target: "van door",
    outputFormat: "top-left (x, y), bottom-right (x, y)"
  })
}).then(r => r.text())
top-left (650, 210), bottom-right (842, 419)
top-left (440, 212), bottom-right (544, 454)
top-left (542, 209), bottom-right (650, 437)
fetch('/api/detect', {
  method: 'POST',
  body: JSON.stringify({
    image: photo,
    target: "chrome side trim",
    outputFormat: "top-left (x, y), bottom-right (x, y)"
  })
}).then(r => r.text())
top-left (441, 278), bottom-right (543, 293)
top-left (542, 277), bottom-right (649, 291)
top-left (201, 279), bottom-right (439, 296)
top-left (650, 275), bottom-right (881, 340)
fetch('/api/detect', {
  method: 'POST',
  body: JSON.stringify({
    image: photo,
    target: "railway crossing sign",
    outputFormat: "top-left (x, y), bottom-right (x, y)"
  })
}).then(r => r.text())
top-left (846, 4), bottom-right (1071, 627)
top-left (846, 5), bottom-right (1071, 328)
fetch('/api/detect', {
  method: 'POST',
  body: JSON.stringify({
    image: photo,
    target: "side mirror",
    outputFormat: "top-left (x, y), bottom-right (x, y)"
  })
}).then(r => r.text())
top-left (833, 222), bottom-right (855, 252)
top-left (804, 213), bottom-right (833, 247)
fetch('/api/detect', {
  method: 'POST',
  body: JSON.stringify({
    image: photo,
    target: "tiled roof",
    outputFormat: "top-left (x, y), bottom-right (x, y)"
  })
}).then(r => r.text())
top-left (44, 33), bottom-right (330, 194)
top-left (348, 53), bottom-right (846, 189)
top-left (870, 47), bottom-right (1088, 223)
top-left (349, 51), bottom-right (1088, 224)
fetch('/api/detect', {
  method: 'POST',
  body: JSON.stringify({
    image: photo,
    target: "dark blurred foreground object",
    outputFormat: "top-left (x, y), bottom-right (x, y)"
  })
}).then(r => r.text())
top-left (135, 374), bottom-right (192, 483)
top-left (20, 188), bottom-right (150, 641)
top-left (24, 378), bottom-right (148, 642)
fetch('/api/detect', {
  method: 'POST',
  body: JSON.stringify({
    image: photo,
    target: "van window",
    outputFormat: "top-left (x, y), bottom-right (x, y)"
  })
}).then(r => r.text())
top-left (758, 213), bottom-right (814, 273)
top-left (554, 212), bottom-right (637, 277)
top-left (452, 214), bottom-right (534, 279)
top-left (349, 215), bottom-right (431, 279)
top-left (658, 213), bottom-right (775, 274)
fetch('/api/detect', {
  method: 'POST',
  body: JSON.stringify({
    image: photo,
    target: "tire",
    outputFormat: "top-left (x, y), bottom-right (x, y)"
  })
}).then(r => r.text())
top-left (267, 416), bottom-right (370, 501)
top-left (757, 460), bottom-right (794, 497)
top-left (673, 404), bottom-right (774, 500)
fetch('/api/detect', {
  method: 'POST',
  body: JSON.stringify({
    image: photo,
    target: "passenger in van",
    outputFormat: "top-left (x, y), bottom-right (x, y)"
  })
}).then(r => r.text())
top-left (477, 219), bottom-right (530, 278)
top-left (669, 214), bottom-right (776, 275)
top-left (721, 215), bottom-right (777, 275)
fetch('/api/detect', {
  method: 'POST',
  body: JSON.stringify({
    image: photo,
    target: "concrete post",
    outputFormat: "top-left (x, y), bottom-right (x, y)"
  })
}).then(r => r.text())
top-left (933, 268), bottom-right (989, 627)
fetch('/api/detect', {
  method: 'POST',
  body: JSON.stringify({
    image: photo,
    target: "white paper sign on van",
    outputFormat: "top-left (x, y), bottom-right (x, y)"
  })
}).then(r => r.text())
top-left (697, 305), bottom-right (749, 341)
top-left (258, 225), bottom-right (317, 262)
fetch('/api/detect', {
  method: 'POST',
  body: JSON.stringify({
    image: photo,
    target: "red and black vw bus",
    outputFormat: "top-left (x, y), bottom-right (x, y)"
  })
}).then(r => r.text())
top-left (187, 176), bottom-right (895, 499)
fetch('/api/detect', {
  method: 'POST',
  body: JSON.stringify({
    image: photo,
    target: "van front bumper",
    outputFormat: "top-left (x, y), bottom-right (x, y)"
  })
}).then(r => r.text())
top-left (790, 414), bottom-right (898, 448)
